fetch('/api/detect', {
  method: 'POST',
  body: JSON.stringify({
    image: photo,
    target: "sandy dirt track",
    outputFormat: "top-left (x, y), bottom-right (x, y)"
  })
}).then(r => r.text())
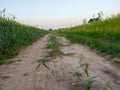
top-left (0, 35), bottom-right (120, 90)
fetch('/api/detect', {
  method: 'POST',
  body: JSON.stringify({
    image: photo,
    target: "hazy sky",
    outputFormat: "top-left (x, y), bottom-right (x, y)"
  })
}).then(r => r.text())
top-left (0, 0), bottom-right (120, 29)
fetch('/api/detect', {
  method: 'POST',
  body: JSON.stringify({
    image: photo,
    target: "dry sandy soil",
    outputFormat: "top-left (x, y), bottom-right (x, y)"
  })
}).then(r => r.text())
top-left (0, 35), bottom-right (120, 90)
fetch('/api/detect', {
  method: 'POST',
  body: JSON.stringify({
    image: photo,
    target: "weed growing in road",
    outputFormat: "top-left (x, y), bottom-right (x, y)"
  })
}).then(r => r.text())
top-left (47, 33), bottom-right (63, 49)
top-left (47, 32), bottom-right (64, 58)
top-left (47, 32), bottom-right (76, 58)
top-left (36, 57), bottom-right (50, 69)
top-left (36, 32), bottom-right (64, 71)
top-left (85, 77), bottom-right (96, 90)
top-left (72, 71), bottom-right (83, 86)
top-left (73, 55), bottom-right (96, 90)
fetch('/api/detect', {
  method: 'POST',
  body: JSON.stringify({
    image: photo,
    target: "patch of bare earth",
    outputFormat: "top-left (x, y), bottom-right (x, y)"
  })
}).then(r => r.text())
top-left (0, 35), bottom-right (120, 90)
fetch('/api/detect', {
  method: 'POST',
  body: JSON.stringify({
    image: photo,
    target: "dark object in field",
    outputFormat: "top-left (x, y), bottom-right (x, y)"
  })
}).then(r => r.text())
top-left (88, 18), bottom-right (100, 23)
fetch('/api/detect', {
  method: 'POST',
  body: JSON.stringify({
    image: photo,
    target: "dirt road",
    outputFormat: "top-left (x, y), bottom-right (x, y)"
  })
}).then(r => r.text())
top-left (0, 35), bottom-right (120, 90)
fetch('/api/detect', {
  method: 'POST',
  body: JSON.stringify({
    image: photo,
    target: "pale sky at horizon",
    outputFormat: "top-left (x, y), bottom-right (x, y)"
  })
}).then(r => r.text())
top-left (0, 0), bottom-right (120, 29)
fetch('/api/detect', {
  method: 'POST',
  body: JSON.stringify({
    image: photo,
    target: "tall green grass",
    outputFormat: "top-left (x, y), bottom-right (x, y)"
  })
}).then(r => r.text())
top-left (57, 14), bottom-right (120, 58)
top-left (0, 17), bottom-right (47, 64)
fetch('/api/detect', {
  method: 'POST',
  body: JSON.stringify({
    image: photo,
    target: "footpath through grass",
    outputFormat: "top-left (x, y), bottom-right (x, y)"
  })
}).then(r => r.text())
top-left (0, 17), bottom-right (48, 64)
top-left (56, 15), bottom-right (120, 58)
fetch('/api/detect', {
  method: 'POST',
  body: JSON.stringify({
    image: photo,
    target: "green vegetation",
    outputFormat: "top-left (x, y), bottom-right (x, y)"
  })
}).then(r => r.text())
top-left (0, 17), bottom-right (47, 64)
top-left (46, 33), bottom-right (63, 58)
top-left (57, 14), bottom-right (120, 58)
top-left (36, 32), bottom-right (63, 69)
top-left (36, 32), bottom-right (75, 71)
top-left (73, 58), bottom-right (96, 90)
top-left (47, 33), bottom-right (75, 58)
top-left (36, 57), bottom-right (50, 70)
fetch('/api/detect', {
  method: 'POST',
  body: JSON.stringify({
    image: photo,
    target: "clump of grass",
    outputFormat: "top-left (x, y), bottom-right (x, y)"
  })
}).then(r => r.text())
top-left (47, 33), bottom-right (63, 48)
top-left (84, 77), bottom-right (96, 90)
top-left (73, 67), bottom-right (96, 90)
top-left (48, 49), bottom-right (63, 58)
top-left (72, 56), bottom-right (96, 90)
top-left (72, 71), bottom-right (83, 87)
top-left (36, 57), bottom-right (50, 69)
top-left (36, 32), bottom-right (64, 73)
top-left (46, 32), bottom-right (63, 58)
top-left (47, 33), bottom-right (75, 58)
top-left (0, 17), bottom-right (48, 64)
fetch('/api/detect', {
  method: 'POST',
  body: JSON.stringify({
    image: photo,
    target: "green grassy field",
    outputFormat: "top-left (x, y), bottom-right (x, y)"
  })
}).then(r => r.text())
top-left (0, 17), bottom-right (47, 64)
top-left (57, 14), bottom-right (120, 58)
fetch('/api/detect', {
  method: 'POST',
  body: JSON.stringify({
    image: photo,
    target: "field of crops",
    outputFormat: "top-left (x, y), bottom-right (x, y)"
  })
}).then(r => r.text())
top-left (0, 17), bottom-right (47, 64)
top-left (57, 15), bottom-right (120, 58)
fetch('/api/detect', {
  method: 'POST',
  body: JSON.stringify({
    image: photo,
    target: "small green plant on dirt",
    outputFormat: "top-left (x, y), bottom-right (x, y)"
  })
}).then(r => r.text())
top-left (46, 33), bottom-right (64, 58)
top-left (73, 55), bottom-right (96, 90)
top-left (46, 33), bottom-right (63, 49)
top-left (36, 33), bottom-right (64, 72)
top-left (36, 57), bottom-right (50, 69)
top-left (48, 48), bottom-right (64, 58)
top-left (84, 63), bottom-right (89, 77)
top-left (84, 77), bottom-right (96, 90)
top-left (36, 33), bottom-right (65, 77)
top-left (47, 32), bottom-right (75, 58)
top-left (72, 71), bottom-right (83, 86)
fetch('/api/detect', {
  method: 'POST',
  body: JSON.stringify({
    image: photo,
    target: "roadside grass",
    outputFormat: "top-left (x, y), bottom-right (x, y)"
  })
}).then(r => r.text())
top-left (56, 14), bottom-right (120, 59)
top-left (0, 17), bottom-right (48, 64)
